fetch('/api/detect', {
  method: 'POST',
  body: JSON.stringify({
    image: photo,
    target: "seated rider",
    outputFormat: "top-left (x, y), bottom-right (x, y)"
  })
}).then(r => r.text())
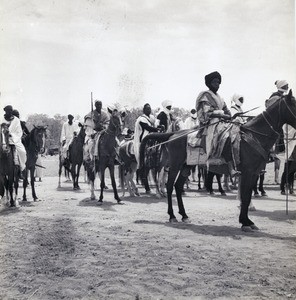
top-left (195, 71), bottom-right (239, 177)
top-left (60, 114), bottom-right (79, 164)
top-left (83, 100), bottom-right (110, 162)
top-left (2, 105), bottom-right (27, 176)
top-left (12, 109), bottom-right (30, 141)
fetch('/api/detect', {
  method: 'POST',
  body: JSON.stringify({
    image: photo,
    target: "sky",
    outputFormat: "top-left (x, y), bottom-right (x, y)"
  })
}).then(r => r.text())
top-left (0, 0), bottom-right (295, 120)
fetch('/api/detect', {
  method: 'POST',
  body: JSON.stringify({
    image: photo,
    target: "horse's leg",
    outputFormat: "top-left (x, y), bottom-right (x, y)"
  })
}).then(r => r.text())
top-left (131, 164), bottom-right (140, 196)
top-left (109, 165), bottom-right (122, 203)
top-left (258, 173), bottom-right (267, 196)
top-left (223, 175), bottom-right (231, 191)
top-left (99, 164), bottom-right (105, 203)
top-left (239, 172), bottom-right (259, 230)
top-left (217, 174), bottom-right (226, 196)
top-left (31, 167), bottom-right (38, 201)
top-left (71, 164), bottom-right (76, 190)
top-left (58, 160), bottom-right (62, 188)
top-left (175, 167), bottom-right (190, 222)
top-left (206, 171), bottom-right (215, 195)
top-left (76, 164), bottom-right (81, 190)
top-left (22, 168), bottom-right (28, 201)
top-left (253, 175), bottom-right (259, 197)
top-left (167, 168), bottom-right (181, 222)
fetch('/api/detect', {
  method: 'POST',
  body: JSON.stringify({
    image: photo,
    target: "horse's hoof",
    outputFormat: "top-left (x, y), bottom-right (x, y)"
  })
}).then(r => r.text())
top-left (169, 218), bottom-right (178, 223)
top-left (241, 226), bottom-right (253, 232)
top-left (250, 224), bottom-right (259, 230)
top-left (97, 200), bottom-right (103, 205)
top-left (249, 206), bottom-right (256, 211)
top-left (261, 192), bottom-right (267, 197)
top-left (117, 200), bottom-right (124, 205)
top-left (156, 194), bottom-right (162, 199)
top-left (221, 192), bottom-right (226, 196)
top-left (90, 196), bottom-right (96, 200)
top-left (182, 217), bottom-right (191, 223)
top-left (135, 192), bottom-right (140, 197)
top-left (254, 193), bottom-right (260, 198)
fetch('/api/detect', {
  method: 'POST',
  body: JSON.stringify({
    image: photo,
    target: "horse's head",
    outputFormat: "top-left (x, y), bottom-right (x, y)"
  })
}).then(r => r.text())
top-left (108, 114), bottom-right (122, 137)
top-left (33, 125), bottom-right (47, 154)
top-left (282, 90), bottom-right (296, 129)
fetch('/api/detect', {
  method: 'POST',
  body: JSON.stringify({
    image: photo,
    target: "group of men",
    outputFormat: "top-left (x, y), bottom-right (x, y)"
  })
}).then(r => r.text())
top-left (3, 71), bottom-right (294, 193)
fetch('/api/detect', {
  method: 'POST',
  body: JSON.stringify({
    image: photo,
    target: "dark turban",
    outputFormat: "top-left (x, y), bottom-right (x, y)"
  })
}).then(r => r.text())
top-left (68, 114), bottom-right (74, 119)
top-left (3, 105), bottom-right (13, 113)
top-left (205, 71), bottom-right (222, 88)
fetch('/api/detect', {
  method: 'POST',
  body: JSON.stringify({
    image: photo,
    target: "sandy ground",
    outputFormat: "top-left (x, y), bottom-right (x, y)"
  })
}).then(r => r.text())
top-left (0, 155), bottom-right (295, 300)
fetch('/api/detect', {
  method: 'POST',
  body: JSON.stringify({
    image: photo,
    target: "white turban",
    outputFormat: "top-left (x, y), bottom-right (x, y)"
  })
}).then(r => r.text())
top-left (231, 94), bottom-right (244, 107)
top-left (161, 100), bottom-right (172, 109)
top-left (275, 80), bottom-right (288, 92)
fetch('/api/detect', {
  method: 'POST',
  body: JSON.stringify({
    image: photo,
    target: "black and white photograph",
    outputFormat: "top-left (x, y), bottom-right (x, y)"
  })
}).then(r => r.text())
top-left (0, 1), bottom-right (295, 299)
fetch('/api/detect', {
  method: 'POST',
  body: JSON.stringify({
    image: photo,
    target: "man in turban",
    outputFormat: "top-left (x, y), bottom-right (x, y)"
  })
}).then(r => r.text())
top-left (195, 71), bottom-right (239, 177)
top-left (157, 100), bottom-right (174, 133)
top-left (230, 94), bottom-right (245, 124)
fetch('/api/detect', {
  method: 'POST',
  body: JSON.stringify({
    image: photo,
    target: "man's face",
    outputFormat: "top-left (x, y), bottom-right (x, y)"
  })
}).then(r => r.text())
top-left (210, 78), bottom-right (220, 92)
top-left (144, 105), bottom-right (151, 115)
top-left (95, 102), bottom-right (102, 111)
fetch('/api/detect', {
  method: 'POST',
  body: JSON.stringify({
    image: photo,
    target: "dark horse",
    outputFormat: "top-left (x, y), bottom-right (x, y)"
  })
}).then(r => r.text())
top-left (139, 91), bottom-right (296, 230)
top-left (22, 126), bottom-right (47, 201)
top-left (58, 124), bottom-right (86, 190)
top-left (69, 125), bottom-right (86, 190)
top-left (0, 123), bottom-right (17, 206)
top-left (85, 114), bottom-right (122, 203)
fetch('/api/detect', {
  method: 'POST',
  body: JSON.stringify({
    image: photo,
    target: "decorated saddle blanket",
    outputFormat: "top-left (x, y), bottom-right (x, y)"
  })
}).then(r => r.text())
top-left (186, 123), bottom-right (241, 171)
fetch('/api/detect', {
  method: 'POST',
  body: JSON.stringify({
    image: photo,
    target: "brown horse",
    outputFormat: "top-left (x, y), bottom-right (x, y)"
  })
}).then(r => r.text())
top-left (22, 126), bottom-right (47, 201)
top-left (85, 114), bottom-right (122, 203)
top-left (139, 90), bottom-right (296, 231)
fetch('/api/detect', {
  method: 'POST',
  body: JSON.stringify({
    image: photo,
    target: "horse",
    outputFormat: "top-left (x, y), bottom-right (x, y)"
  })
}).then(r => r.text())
top-left (85, 114), bottom-right (122, 203)
top-left (118, 139), bottom-right (140, 197)
top-left (0, 123), bottom-right (17, 207)
top-left (58, 125), bottom-right (86, 190)
top-left (58, 147), bottom-right (72, 187)
top-left (141, 118), bottom-right (182, 198)
top-left (68, 125), bottom-right (86, 190)
top-left (22, 126), bottom-right (47, 201)
top-left (139, 90), bottom-right (296, 230)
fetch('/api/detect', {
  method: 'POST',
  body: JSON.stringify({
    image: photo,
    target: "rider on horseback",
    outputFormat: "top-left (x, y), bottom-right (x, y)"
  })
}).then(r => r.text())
top-left (83, 100), bottom-right (110, 162)
top-left (195, 71), bottom-right (239, 177)
top-left (60, 114), bottom-right (79, 164)
top-left (1, 105), bottom-right (27, 176)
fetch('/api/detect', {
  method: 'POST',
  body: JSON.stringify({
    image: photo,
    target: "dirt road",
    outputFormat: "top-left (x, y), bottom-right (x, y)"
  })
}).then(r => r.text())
top-left (0, 156), bottom-right (295, 299)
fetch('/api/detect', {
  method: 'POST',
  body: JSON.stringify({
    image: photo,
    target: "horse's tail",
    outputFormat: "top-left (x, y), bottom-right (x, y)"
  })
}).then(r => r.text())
top-left (139, 132), bottom-right (174, 171)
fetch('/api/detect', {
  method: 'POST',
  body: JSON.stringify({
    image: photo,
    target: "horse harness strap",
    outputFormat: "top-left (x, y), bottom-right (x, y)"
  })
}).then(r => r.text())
top-left (240, 131), bottom-right (269, 161)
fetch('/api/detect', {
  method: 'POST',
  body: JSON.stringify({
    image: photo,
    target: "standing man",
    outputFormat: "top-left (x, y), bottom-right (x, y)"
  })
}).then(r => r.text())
top-left (157, 100), bottom-right (174, 133)
top-left (134, 103), bottom-right (160, 194)
top-left (184, 109), bottom-right (199, 182)
top-left (60, 114), bottom-right (79, 163)
top-left (2, 105), bottom-right (27, 174)
top-left (134, 103), bottom-right (159, 167)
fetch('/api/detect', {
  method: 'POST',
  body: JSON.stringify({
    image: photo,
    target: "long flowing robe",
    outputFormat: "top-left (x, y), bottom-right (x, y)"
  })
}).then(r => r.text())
top-left (134, 114), bottom-right (157, 167)
top-left (195, 90), bottom-right (231, 161)
top-left (2, 116), bottom-right (27, 171)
